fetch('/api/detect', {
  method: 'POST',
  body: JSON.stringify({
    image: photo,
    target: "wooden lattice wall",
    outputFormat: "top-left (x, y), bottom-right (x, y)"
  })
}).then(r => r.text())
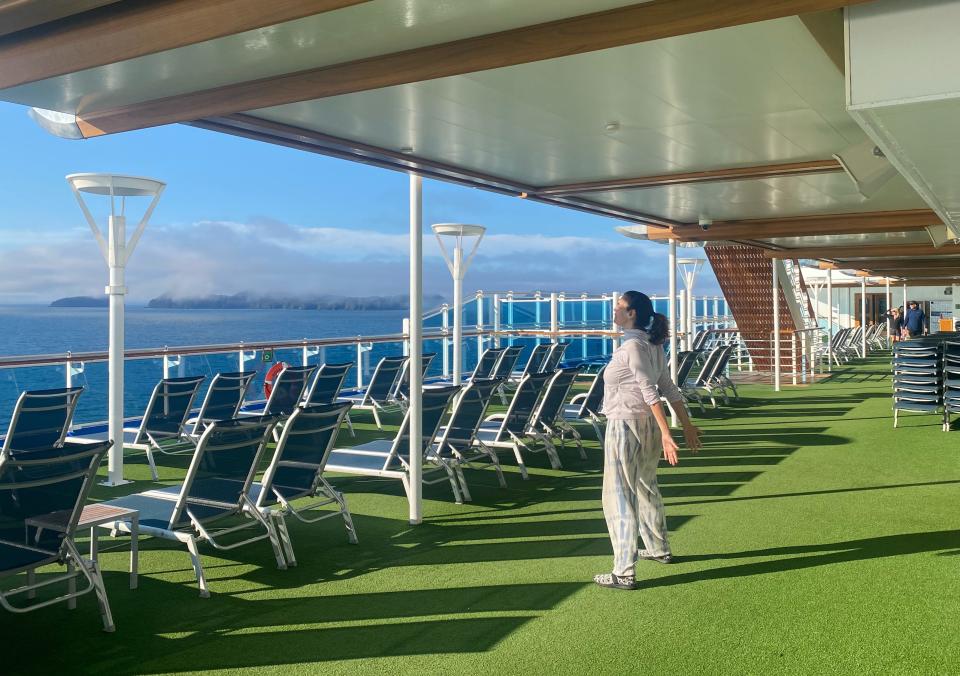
top-left (705, 244), bottom-right (798, 371)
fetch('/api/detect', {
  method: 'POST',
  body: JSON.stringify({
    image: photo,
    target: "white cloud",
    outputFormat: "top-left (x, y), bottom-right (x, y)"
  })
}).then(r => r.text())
top-left (0, 218), bottom-right (717, 303)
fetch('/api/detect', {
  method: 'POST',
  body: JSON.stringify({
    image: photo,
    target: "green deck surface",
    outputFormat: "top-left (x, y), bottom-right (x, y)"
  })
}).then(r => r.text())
top-left (3, 356), bottom-right (959, 674)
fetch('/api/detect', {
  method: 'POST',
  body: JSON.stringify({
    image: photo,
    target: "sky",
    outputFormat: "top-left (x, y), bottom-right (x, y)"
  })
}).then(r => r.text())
top-left (0, 101), bottom-right (717, 304)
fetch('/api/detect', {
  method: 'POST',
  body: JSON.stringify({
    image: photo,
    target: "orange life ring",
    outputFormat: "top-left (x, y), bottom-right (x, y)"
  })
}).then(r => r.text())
top-left (263, 361), bottom-right (288, 398)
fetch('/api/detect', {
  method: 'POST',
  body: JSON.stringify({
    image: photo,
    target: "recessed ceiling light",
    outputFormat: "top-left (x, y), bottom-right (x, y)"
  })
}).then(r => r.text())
top-left (400, 146), bottom-right (414, 154)
top-left (604, 121), bottom-right (620, 132)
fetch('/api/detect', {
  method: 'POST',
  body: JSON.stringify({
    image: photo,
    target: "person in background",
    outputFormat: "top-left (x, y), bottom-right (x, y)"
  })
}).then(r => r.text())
top-left (903, 300), bottom-right (927, 338)
top-left (886, 307), bottom-right (903, 344)
top-left (594, 290), bottom-right (702, 591)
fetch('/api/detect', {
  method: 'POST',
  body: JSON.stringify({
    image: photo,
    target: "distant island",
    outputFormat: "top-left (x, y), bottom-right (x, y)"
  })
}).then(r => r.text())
top-left (146, 292), bottom-right (446, 311)
top-left (50, 296), bottom-right (109, 308)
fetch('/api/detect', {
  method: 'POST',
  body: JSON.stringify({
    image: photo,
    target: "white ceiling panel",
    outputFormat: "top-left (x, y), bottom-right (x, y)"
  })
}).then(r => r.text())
top-left (0, 0), bottom-right (643, 113)
top-left (764, 231), bottom-right (934, 248)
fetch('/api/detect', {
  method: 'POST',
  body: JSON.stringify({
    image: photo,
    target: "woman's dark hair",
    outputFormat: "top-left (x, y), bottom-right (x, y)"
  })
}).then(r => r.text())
top-left (621, 290), bottom-right (669, 345)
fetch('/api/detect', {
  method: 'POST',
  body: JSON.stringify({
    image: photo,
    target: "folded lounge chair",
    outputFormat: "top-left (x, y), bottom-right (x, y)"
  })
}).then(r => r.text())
top-left (101, 416), bottom-right (286, 597)
top-left (251, 402), bottom-right (357, 566)
top-left (0, 440), bottom-right (115, 631)
top-left (326, 385), bottom-right (461, 512)
top-left (1, 386), bottom-right (84, 454)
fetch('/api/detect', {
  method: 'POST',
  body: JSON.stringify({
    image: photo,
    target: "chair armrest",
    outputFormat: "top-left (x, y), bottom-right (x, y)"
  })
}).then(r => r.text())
top-left (569, 393), bottom-right (587, 403)
top-left (484, 413), bottom-right (506, 422)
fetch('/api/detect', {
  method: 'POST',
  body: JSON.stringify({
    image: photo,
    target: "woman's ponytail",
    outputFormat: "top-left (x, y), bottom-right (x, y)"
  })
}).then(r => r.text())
top-left (647, 312), bottom-right (669, 345)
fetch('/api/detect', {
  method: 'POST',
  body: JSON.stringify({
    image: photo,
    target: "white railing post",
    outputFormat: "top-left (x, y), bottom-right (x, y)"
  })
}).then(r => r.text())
top-left (827, 269), bottom-right (834, 372)
top-left (791, 332), bottom-right (798, 386)
top-left (550, 292), bottom-right (559, 344)
top-left (476, 291), bottom-right (484, 359)
top-left (402, 318), bottom-right (411, 357)
top-left (492, 293), bottom-right (501, 348)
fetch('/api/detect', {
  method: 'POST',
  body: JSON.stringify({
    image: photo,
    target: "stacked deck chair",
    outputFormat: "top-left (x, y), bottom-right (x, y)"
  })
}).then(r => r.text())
top-left (474, 371), bottom-right (553, 480)
top-left (429, 377), bottom-right (506, 502)
top-left (561, 363), bottom-right (607, 443)
top-left (511, 344), bottom-right (552, 384)
top-left (892, 342), bottom-right (941, 428)
top-left (530, 366), bottom-right (586, 466)
top-left (0, 440), bottom-right (115, 631)
top-left (101, 416), bottom-right (287, 597)
top-left (687, 347), bottom-right (726, 408)
top-left (252, 402), bottom-right (356, 565)
top-left (394, 353), bottom-right (437, 407)
top-left (90, 375), bottom-right (205, 481)
top-left (1, 386), bottom-right (83, 454)
top-left (303, 361), bottom-right (354, 434)
top-left (339, 355), bottom-right (407, 430)
top-left (326, 385), bottom-right (461, 510)
top-left (187, 371), bottom-right (256, 438)
top-left (942, 342), bottom-right (960, 431)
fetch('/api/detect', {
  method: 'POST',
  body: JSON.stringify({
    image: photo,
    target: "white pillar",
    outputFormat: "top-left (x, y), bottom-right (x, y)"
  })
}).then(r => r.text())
top-left (611, 291), bottom-right (620, 349)
top-left (550, 292), bottom-right (559, 344)
top-left (861, 276), bottom-right (868, 357)
top-left (827, 269), bottom-right (833, 372)
top-left (885, 277), bottom-right (891, 343)
top-left (668, 241), bottom-right (678, 426)
top-left (453, 251), bottom-right (463, 384)
top-left (679, 289), bottom-right (688, 351)
top-left (476, 291), bottom-right (484, 358)
top-left (106, 214), bottom-right (126, 484)
top-left (441, 305), bottom-right (450, 377)
top-left (408, 174), bottom-right (423, 525)
top-left (773, 259), bottom-right (781, 392)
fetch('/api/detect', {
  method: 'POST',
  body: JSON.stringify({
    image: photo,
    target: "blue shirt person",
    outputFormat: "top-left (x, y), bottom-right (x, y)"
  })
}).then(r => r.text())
top-left (904, 303), bottom-right (926, 336)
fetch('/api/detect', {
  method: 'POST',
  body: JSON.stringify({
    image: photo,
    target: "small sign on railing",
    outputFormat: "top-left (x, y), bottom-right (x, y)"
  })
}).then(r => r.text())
top-left (262, 349), bottom-right (274, 363)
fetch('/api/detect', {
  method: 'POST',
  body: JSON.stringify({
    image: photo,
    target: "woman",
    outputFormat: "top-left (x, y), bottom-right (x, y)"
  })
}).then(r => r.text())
top-left (887, 307), bottom-right (903, 344)
top-left (594, 290), bottom-right (702, 591)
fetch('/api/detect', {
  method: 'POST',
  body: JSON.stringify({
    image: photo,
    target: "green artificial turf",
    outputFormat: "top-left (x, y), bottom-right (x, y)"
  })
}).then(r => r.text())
top-left (3, 356), bottom-right (959, 674)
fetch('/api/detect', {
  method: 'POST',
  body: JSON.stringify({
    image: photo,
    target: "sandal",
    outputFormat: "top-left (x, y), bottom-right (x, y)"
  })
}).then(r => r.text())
top-left (593, 572), bottom-right (636, 590)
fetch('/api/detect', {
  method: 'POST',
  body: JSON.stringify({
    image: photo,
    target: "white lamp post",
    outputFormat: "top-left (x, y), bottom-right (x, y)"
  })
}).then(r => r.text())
top-left (432, 223), bottom-right (485, 385)
top-left (67, 174), bottom-right (165, 486)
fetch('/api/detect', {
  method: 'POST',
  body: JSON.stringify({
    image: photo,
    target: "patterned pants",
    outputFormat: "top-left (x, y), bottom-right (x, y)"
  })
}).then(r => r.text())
top-left (602, 418), bottom-right (670, 577)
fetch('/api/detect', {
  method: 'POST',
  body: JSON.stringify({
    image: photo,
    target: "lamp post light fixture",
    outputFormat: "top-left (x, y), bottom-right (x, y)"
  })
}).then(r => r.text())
top-left (67, 173), bottom-right (165, 486)
top-left (432, 223), bottom-right (485, 385)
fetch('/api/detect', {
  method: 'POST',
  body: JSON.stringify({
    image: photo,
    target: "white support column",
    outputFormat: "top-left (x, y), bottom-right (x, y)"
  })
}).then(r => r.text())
top-left (773, 259), bottom-right (781, 392)
top-left (441, 305), bottom-right (450, 377)
top-left (861, 276), bottom-right (868, 358)
top-left (713, 296), bottom-right (720, 330)
top-left (550, 292), bottom-right (559, 344)
top-left (408, 174), bottom-right (423, 525)
top-left (476, 291), bottom-right (484, 358)
top-left (885, 277), bottom-right (891, 344)
top-left (668, 241), bottom-right (678, 426)
top-left (827, 269), bottom-right (833, 372)
top-left (679, 290), bottom-right (688, 351)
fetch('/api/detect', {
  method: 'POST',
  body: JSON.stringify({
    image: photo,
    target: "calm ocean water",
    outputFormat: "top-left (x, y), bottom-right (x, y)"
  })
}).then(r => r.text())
top-left (0, 298), bottom-right (706, 429)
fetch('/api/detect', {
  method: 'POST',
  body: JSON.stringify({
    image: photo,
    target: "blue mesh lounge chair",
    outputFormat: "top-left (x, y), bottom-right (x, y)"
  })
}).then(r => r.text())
top-left (470, 348), bottom-right (506, 381)
top-left (512, 344), bottom-right (552, 383)
top-left (72, 376), bottom-right (206, 481)
top-left (326, 385), bottom-right (461, 512)
top-left (262, 365), bottom-right (317, 416)
top-left (531, 366), bottom-right (585, 463)
top-left (187, 371), bottom-right (256, 437)
top-left (675, 351), bottom-right (706, 413)
top-left (0, 440), bottom-right (115, 631)
top-left (541, 342), bottom-right (569, 372)
top-left (1, 386), bottom-right (84, 454)
top-left (491, 345), bottom-right (523, 380)
top-left (303, 362), bottom-right (353, 405)
top-left (339, 355), bottom-right (407, 430)
top-left (303, 362), bottom-right (355, 435)
top-left (474, 371), bottom-right (552, 480)
top-left (393, 353), bottom-right (437, 404)
top-left (562, 364), bottom-right (606, 443)
top-left (430, 378), bottom-right (506, 502)
top-left (100, 416), bottom-right (286, 597)
top-left (252, 403), bottom-right (356, 565)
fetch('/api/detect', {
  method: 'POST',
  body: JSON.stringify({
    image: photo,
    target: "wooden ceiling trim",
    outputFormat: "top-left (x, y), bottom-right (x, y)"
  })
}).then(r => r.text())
top-left (0, 0), bottom-right (370, 91)
top-left (763, 243), bottom-right (957, 259)
top-left (72, 0), bottom-right (875, 137)
top-left (647, 209), bottom-right (941, 242)
top-left (536, 159), bottom-right (843, 196)
top-left (0, 0), bottom-right (121, 38)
